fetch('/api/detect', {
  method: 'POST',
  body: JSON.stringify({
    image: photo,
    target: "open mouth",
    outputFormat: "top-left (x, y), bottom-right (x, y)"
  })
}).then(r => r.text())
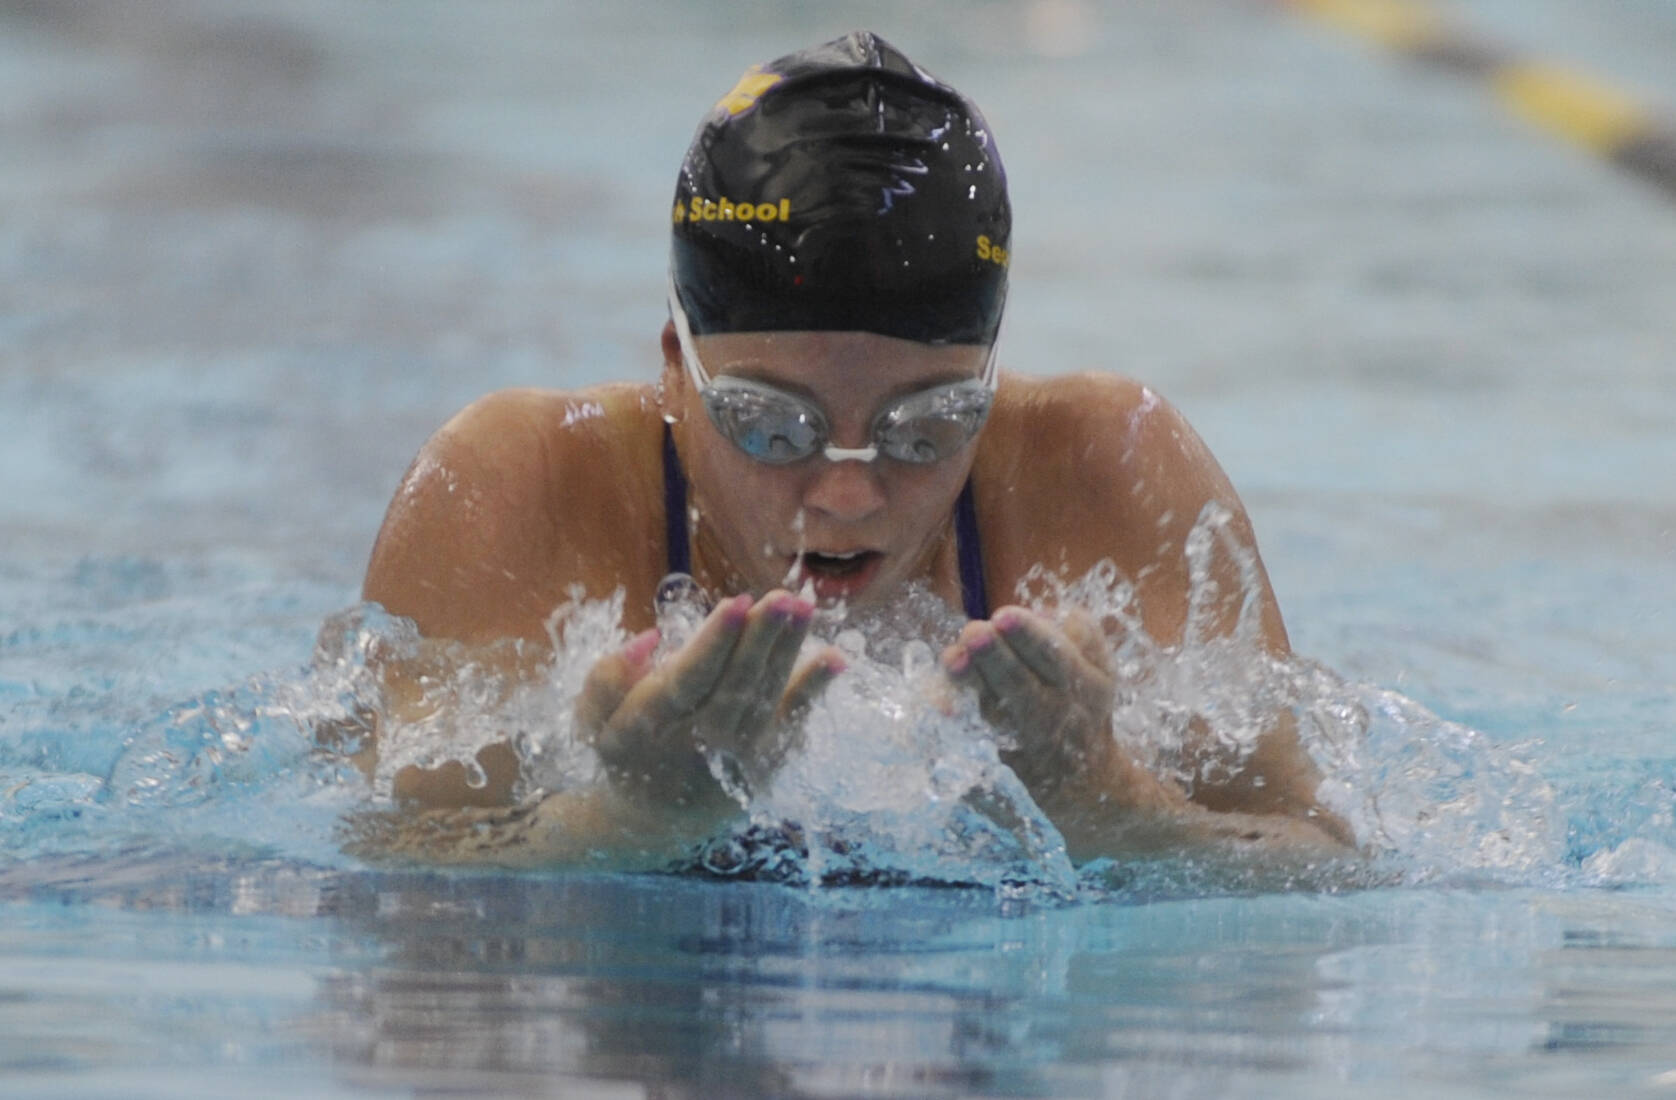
top-left (791, 549), bottom-right (886, 601)
top-left (800, 550), bottom-right (882, 579)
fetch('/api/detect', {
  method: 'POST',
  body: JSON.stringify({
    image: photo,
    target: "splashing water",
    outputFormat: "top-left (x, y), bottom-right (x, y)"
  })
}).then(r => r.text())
top-left (340, 506), bottom-right (1570, 893)
top-left (0, 507), bottom-right (1640, 899)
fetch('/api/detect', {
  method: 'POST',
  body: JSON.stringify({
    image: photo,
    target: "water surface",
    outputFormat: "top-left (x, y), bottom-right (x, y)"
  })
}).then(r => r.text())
top-left (3, 0), bottom-right (1674, 1095)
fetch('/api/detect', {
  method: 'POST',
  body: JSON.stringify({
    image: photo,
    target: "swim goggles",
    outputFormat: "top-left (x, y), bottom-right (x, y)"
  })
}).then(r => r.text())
top-left (668, 277), bottom-right (999, 465)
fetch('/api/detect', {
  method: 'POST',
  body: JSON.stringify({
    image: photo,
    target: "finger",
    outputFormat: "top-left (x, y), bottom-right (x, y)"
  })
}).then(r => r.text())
top-left (576, 628), bottom-right (660, 735)
top-left (926, 667), bottom-right (967, 716)
top-left (775, 645), bottom-right (846, 724)
top-left (961, 621), bottom-right (1041, 705)
top-left (937, 639), bottom-right (986, 720)
top-left (941, 631), bottom-right (1024, 731)
top-left (618, 593), bottom-right (753, 726)
top-left (755, 592), bottom-right (817, 702)
top-left (940, 622), bottom-right (1000, 692)
top-left (1058, 608), bottom-right (1114, 671)
top-left (941, 639), bottom-right (978, 682)
top-left (699, 591), bottom-right (809, 732)
top-left (989, 606), bottom-right (1080, 687)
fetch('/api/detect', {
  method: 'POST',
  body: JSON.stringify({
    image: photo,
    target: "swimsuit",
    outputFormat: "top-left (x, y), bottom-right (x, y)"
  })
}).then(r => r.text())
top-left (661, 424), bottom-right (989, 620)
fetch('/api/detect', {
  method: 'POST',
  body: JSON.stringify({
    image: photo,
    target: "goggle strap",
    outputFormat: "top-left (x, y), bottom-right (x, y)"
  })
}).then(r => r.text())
top-left (667, 275), bottom-right (709, 390)
top-left (980, 303), bottom-right (1003, 389)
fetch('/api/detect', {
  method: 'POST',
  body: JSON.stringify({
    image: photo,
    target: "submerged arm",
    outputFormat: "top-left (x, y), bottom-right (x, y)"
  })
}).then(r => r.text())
top-left (950, 375), bottom-right (1354, 860)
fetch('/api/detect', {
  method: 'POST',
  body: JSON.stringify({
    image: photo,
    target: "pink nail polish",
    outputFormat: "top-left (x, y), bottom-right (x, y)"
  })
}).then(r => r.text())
top-left (624, 628), bottom-right (661, 669)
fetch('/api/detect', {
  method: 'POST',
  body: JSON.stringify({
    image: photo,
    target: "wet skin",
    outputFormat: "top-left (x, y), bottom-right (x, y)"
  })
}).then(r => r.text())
top-left (578, 591), bottom-right (842, 814)
top-left (569, 328), bottom-right (995, 836)
top-left (662, 327), bottom-right (993, 608)
top-left (359, 323), bottom-right (1354, 861)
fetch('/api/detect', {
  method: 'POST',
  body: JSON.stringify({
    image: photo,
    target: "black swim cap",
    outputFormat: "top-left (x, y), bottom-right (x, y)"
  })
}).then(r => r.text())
top-left (670, 31), bottom-right (1010, 346)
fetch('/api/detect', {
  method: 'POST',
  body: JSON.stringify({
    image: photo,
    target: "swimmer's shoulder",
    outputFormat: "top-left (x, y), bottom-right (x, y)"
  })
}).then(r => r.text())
top-left (974, 371), bottom-right (1249, 588)
top-left (364, 383), bottom-right (665, 642)
top-left (979, 370), bottom-right (1182, 503)
top-left (437, 382), bottom-right (660, 460)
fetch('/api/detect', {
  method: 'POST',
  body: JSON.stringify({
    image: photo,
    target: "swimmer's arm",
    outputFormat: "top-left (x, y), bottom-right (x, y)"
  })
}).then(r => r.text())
top-left (352, 391), bottom-right (842, 839)
top-left (350, 593), bottom-right (843, 867)
top-left (325, 625), bottom-right (750, 860)
top-left (352, 782), bottom-right (732, 871)
top-left (1054, 793), bottom-right (1357, 866)
top-left (312, 630), bottom-right (540, 807)
top-left (1101, 384), bottom-right (1349, 837)
top-left (351, 392), bottom-right (565, 806)
top-left (941, 604), bottom-right (1350, 862)
top-left (981, 375), bottom-right (1352, 849)
top-left (351, 386), bottom-right (658, 809)
top-left (1009, 696), bottom-right (1351, 863)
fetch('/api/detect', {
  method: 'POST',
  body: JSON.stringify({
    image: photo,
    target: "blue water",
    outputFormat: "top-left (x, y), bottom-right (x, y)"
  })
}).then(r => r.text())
top-left (4, 0), bottom-right (1675, 1095)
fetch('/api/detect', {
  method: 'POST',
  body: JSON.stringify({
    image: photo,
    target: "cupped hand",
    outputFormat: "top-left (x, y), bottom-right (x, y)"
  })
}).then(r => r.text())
top-left (577, 590), bottom-right (843, 812)
top-left (942, 605), bottom-right (1177, 817)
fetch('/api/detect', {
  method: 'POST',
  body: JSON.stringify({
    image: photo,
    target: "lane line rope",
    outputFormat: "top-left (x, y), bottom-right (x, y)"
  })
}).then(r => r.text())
top-left (1279, 0), bottom-right (1676, 202)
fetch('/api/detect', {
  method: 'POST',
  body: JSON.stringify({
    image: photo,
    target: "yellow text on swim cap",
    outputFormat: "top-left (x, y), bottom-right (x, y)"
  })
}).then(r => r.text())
top-left (976, 235), bottom-right (1009, 268)
top-left (673, 196), bottom-right (792, 224)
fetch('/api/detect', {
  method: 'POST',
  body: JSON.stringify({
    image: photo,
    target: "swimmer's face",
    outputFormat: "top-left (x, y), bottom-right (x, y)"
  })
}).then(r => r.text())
top-left (663, 327), bottom-right (992, 608)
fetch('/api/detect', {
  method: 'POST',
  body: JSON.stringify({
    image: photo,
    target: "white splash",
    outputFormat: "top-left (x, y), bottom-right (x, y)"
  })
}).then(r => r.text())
top-left (268, 509), bottom-right (1571, 891)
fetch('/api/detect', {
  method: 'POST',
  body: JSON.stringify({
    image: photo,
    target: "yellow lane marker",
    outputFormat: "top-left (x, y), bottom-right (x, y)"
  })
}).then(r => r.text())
top-left (1494, 63), bottom-right (1649, 155)
top-left (1289, 0), bottom-right (1446, 51)
top-left (1277, 0), bottom-right (1676, 201)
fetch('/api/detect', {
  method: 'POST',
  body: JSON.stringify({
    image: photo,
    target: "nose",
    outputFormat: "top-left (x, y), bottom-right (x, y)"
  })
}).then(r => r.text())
top-left (802, 454), bottom-right (886, 523)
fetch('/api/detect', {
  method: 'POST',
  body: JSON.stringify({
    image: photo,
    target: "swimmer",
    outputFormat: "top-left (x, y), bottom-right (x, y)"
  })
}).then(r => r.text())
top-left (357, 32), bottom-right (1354, 864)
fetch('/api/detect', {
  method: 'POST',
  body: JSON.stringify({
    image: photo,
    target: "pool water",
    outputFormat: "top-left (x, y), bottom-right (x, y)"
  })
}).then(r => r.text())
top-left (4, 0), bottom-right (1674, 1096)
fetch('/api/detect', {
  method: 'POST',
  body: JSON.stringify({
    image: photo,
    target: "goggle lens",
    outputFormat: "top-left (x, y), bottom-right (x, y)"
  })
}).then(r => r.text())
top-left (874, 387), bottom-right (992, 464)
top-left (671, 276), bottom-right (997, 467)
top-left (702, 376), bottom-right (991, 465)
top-left (702, 382), bottom-right (826, 465)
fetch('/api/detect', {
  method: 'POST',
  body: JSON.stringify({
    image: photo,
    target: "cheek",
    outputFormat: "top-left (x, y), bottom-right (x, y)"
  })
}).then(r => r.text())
top-left (739, 475), bottom-right (801, 528)
top-left (695, 449), bottom-right (800, 532)
top-left (897, 463), bottom-right (971, 512)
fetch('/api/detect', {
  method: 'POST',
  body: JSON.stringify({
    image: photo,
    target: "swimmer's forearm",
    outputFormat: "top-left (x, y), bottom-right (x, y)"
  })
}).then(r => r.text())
top-left (520, 786), bottom-right (736, 869)
top-left (358, 785), bottom-right (736, 870)
top-left (1036, 731), bottom-right (1355, 863)
top-left (1173, 709), bottom-right (1357, 848)
top-left (1053, 793), bottom-right (1356, 865)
